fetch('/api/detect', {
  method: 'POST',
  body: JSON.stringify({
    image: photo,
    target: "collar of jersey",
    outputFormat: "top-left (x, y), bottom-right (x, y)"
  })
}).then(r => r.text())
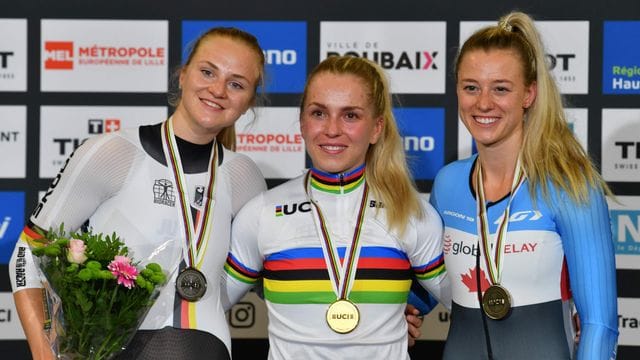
top-left (309, 164), bottom-right (365, 194)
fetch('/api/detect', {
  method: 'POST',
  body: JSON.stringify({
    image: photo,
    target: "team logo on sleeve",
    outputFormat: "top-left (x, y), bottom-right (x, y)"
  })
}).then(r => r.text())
top-left (153, 179), bottom-right (175, 207)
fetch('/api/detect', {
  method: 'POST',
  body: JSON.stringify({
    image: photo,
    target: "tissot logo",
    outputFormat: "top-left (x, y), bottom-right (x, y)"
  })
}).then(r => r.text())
top-left (615, 141), bottom-right (640, 160)
top-left (326, 50), bottom-right (438, 71)
top-left (44, 41), bottom-right (74, 70)
top-left (0, 51), bottom-right (14, 69)
top-left (598, 109), bottom-right (639, 181)
top-left (40, 106), bottom-right (167, 178)
top-left (0, 19), bottom-right (26, 91)
top-left (88, 118), bottom-right (121, 134)
top-left (546, 53), bottom-right (578, 83)
top-left (0, 131), bottom-right (19, 142)
top-left (52, 138), bottom-right (84, 156)
top-left (546, 53), bottom-right (576, 71)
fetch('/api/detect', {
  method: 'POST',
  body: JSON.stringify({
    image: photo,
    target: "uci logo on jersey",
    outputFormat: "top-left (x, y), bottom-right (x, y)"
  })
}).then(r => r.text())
top-left (275, 201), bottom-right (311, 217)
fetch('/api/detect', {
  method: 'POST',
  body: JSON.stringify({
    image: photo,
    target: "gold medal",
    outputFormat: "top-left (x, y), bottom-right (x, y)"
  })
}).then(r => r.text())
top-left (175, 267), bottom-right (207, 302)
top-left (482, 284), bottom-right (512, 320)
top-left (326, 299), bottom-right (360, 334)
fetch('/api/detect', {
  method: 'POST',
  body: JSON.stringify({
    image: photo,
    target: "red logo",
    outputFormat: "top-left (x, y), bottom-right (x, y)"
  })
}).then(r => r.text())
top-left (443, 234), bottom-right (453, 254)
top-left (460, 267), bottom-right (491, 293)
top-left (104, 119), bottom-right (121, 132)
top-left (45, 41), bottom-right (73, 70)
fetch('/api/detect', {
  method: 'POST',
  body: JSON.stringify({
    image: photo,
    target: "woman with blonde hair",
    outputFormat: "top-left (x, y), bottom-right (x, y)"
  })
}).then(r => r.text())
top-left (10, 27), bottom-right (268, 359)
top-left (429, 11), bottom-right (618, 359)
top-left (222, 55), bottom-right (450, 359)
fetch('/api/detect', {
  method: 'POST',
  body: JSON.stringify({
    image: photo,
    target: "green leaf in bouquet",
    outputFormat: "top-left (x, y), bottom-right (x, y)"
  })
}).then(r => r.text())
top-left (44, 245), bottom-right (61, 257)
top-left (145, 263), bottom-right (162, 273)
top-left (66, 263), bottom-right (79, 274)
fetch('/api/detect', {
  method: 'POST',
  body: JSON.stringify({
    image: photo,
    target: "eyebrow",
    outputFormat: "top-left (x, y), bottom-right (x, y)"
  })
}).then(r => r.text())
top-left (458, 78), bottom-right (514, 85)
top-left (306, 102), bottom-right (365, 112)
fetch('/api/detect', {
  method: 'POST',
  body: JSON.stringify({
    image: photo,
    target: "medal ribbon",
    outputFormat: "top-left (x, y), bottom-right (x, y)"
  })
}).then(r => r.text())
top-left (304, 171), bottom-right (368, 301)
top-left (475, 158), bottom-right (525, 286)
top-left (161, 118), bottom-right (218, 269)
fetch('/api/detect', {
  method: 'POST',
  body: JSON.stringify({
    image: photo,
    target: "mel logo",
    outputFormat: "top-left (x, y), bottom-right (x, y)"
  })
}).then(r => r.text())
top-left (44, 41), bottom-right (73, 70)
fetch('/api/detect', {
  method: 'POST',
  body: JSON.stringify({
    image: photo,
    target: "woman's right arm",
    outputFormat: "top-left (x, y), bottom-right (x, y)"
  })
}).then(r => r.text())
top-left (8, 133), bottom-right (136, 358)
top-left (13, 289), bottom-right (55, 360)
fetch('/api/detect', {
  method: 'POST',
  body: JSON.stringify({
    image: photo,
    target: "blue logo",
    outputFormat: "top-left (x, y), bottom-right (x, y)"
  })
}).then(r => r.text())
top-left (394, 108), bottom-right (445, 181)
top-left (0, 192), bottom-right (25, 264)
top-left (182, 21), bottom-right (307, 93)
top-left (610, 210), bottom-right (640, 255)
top-left (603, 21), bottom-right (640, 94)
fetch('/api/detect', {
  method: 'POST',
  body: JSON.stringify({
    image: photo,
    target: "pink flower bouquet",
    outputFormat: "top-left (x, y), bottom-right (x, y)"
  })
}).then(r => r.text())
top-left (31, 226), bottom-right (169, 359)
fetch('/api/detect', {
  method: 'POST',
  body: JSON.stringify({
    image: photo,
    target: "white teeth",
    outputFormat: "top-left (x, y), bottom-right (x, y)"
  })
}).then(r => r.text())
top-left (202, 99), bottom-right (222, 109)
top-left (476, 117), bottom-right (497, 124)
top-left (322, 145), bottom-right (344, 151)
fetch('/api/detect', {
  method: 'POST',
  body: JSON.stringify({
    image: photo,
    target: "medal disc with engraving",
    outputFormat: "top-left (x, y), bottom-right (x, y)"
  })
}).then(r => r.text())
top-left (326, 299), bottom-right (360, 334)
top-left (176, 267), bottom-right (207, 302)
top-left (482, 285), bottom-right (512, 320)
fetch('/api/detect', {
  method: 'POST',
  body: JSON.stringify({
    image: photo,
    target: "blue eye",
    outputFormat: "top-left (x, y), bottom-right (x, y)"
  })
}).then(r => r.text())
top-left (229, 82), bottom-right (245, 90)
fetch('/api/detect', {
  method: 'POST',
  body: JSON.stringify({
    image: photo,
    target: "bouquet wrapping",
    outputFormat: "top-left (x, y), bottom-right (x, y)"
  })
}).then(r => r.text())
top-left (30, 226), bottom-right (180, 359)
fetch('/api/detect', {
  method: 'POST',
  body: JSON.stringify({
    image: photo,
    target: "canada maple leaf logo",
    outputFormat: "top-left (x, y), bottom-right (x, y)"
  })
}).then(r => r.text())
top-left (461, 267), bottom-right (491, 292)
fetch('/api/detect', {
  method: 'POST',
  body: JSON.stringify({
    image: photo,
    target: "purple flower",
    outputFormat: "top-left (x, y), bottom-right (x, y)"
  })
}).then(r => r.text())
top-left (107, 256), bottom-right (138, 289)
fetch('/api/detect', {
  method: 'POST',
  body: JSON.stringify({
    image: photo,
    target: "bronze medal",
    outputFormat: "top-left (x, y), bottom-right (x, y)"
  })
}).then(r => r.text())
top-left (326, 299), bottom-right (360, 334)
top-left (176, 267), bottom-right (207, 302)
top-left (482, 284), bottom-right (512, 320)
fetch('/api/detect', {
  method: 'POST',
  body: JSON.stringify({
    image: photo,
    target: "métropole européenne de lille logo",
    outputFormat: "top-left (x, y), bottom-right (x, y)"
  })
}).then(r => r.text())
top-left (44, 40), bottom-right (166, 70)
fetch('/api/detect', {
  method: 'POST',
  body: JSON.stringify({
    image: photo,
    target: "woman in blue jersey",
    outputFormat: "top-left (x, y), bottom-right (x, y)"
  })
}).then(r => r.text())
top-left (10, 27), bottom-right (268, 360)
top-left (429, 11), bottom-right (618, 359)
top-left (222, 55), bottom-right (450, 359)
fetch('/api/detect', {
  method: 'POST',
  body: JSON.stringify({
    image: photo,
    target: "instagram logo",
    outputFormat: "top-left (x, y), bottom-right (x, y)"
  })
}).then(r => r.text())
top-left (229, 302), bottom-right (255, 328)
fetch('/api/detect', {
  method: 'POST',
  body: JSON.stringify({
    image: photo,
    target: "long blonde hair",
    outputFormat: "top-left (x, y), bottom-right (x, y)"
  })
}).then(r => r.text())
top-left (456, 11), bottom-right (611, 203)
top-left (168, 27), bottom-right (266, 150)
top-left (300, 56), bottom-right (423, 233)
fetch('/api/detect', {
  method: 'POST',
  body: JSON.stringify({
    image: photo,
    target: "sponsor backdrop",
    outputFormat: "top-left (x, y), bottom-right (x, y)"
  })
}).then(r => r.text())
top-left (0, 0), bottom-right (638, 358)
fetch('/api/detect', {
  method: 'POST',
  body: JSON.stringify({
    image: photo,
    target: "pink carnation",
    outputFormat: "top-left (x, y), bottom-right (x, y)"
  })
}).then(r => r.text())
top-left (107, 255), bottom-right (138, 289)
